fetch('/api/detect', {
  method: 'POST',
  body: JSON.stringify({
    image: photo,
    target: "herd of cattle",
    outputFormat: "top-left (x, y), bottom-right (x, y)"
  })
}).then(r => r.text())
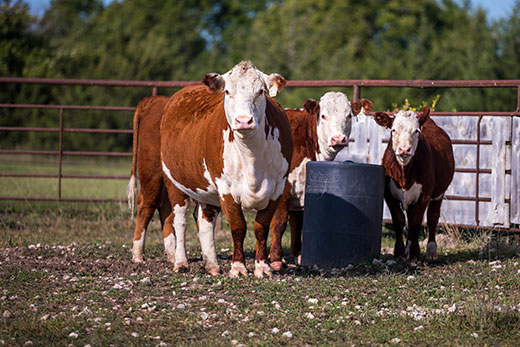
top-left (127, 60), bottom-right (455, 278)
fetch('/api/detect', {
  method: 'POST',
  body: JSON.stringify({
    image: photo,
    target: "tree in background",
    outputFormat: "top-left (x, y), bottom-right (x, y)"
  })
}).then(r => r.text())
top-left (1, 0), bottom-right (518, 151)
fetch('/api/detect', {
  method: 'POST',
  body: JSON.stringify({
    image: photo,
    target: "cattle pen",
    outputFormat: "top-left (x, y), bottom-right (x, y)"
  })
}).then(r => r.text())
top-left (1, 77), bottom-right (519, 235)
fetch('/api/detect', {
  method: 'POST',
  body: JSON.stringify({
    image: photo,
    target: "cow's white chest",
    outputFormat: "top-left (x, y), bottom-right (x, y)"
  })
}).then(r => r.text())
top-left (389, 179), bottom-right (422, 210)
top-left (215, 128), bottom-right (289, 210)
top-left (162, 160), bottom-right (220, 206)
top-left (288, 157), bottom-right (310, 210)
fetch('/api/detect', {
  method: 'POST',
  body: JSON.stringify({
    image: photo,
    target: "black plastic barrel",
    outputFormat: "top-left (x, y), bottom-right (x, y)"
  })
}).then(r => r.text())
top-left (301, 161), bottom-right (385, 268)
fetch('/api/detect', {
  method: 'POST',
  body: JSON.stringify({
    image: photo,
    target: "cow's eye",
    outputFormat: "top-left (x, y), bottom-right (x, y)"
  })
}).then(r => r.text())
top-left (258, 89), bottom-right (264, 96)
top-left (415, 129), bottom-right (421, 134)
top-left (321, 114), bottom-right (328, 120)
top-left (225, 90), bottom-right (230, 96)
top-left (391, 129), bottom-right (396, 134)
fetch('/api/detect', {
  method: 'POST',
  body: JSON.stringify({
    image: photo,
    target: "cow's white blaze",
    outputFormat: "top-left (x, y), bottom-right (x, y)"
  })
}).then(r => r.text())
top-left (288, 157), bottom-right (311, 210)
top-left (196, 203), bottom-right (219, 273)
top-left (390, 110), bottom-right (421, 167)
top-left (132, 229), bottom-right (146, 262)
top-left (316, 92), bottom-right (355, 161)
top-left (216, 127), bottom-right (288, 210)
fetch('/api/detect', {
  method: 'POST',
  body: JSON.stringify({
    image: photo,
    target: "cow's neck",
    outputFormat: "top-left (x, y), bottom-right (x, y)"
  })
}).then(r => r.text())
top-left (317, 140), bottom-right (338, 162)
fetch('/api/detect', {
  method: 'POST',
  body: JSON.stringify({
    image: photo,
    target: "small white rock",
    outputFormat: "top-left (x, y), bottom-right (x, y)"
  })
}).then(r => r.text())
top-left (282, 331), bottom-right (293, 338)
top-left (68, 332), bottom-right (78, 339)
top-left (305, 312), bottom-right (315, 319)
top-left (308, 298), bottom-right (318, 304)
top-left (271, 327), bottom-right (280, 334)
top-left (390, 337), bottom-right (401, 344)
top-left (131, 332), bottom-right (139, 338)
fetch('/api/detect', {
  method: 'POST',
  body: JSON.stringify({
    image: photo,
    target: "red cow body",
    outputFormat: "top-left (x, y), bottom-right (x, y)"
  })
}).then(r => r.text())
top-left (373, 107), bottom-right (455, 260)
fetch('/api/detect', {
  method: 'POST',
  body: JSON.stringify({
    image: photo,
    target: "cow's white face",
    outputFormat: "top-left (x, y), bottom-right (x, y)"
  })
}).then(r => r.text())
top-left (390, 110), bottom-right (421, 166)
top-left (317, 92), bottom-right (354, 154)
top-left (202, 61), bottom-right (286, 137)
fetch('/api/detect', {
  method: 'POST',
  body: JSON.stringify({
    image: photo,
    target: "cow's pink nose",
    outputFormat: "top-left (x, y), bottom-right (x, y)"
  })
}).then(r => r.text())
top-left (398, 146), bottom-right (412, 155)
top-left (330, 135), bottom-right (347, 146)
top-left (234, 116), bottom-right (254, 130)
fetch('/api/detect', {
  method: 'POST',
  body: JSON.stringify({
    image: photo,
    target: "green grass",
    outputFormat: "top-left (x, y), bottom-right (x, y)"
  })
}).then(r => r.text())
top-left (0, 154), bottom-right (130, 199)
top-left (1, 156), bottom-right (519, 346)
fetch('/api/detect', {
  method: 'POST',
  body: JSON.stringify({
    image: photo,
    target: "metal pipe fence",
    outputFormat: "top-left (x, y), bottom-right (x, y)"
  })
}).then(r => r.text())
top-left (1, 77), bottom-right (519, 233)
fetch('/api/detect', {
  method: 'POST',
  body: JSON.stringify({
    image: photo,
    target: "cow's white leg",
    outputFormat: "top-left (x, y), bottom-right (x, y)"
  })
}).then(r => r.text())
top-left (196, 204), bottom-right (220, 276)
top-left (163, 232), bottom-right (176, 263)
top-left (132, 229), bottom-right (146, 263)
top-left (254, 260), bottom-right (272, 278)
top-left (132, 196), bottom-right (156, 263)
top-left (229, 262), bottom-right (248, 278)
top-left (172, 199), bottom-right (190, 272)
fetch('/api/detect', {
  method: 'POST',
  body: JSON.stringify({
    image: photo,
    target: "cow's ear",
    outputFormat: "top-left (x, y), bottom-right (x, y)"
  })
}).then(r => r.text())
top-left (263, 73), bottom-right (286, 95)
top-left (303, 98), bottom-right (320, 116)
top-left (351, 99), bottom-right (373, 115)
top-left (373, 112), bottom-right (393, 128)
top-left (416, 106), bottom-right (430, 126)
top-left (202, 73), bottom-right (225, 92)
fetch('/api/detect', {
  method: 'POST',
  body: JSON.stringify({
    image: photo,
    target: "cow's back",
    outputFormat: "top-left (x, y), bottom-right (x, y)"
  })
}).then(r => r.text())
top-left (421, 118), bottom-right (455, 197)
top-left (137, 96), bottom-right (169, 184)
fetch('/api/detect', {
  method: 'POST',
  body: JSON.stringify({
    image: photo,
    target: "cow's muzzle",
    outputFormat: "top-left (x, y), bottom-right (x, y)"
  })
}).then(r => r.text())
top-left (234, 115), bottom-right (255, 130)
top-left (330, 135), bottom-right (348, 148)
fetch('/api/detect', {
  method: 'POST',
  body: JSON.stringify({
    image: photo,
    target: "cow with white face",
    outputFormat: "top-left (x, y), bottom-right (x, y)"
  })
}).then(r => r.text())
top-left (159, 61), bottom-right (292, 278)
top-left (389, 110), bottom-right (422, 167)
top-left (269, 92), bottom-right (373, 269)
top-left (373, 107), bottom-right (454, 260)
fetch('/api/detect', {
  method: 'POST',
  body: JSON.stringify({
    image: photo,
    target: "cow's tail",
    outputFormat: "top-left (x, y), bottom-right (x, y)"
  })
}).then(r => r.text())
top-left (127, 103), bottom-right (141, 218)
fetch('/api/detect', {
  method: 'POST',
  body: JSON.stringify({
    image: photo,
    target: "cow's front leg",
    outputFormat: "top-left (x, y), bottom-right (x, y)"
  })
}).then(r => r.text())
top-left (269, 184), bottom-right (291, 271)
top-left (384, 186), bottom-right (406, 259)
top-left (195, 203), bottom-right (221, 276)
top-left (406, 201), bottom-right (429, 261)
top-left (219, 194), bottom-right (248, 278)
top-left (255, 199), bottom-right (282, 278)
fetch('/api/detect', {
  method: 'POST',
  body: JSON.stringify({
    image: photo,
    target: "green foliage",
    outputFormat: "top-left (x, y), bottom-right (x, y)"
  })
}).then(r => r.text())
top-left (1, 0), bottom-right (519, 151)
top-left (392, 94), bottom-right (441, 112)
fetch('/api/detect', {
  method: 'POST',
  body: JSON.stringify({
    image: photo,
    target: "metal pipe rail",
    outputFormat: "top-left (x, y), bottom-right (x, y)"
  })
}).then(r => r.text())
top-left (1, 77), bottom-right (519, 233)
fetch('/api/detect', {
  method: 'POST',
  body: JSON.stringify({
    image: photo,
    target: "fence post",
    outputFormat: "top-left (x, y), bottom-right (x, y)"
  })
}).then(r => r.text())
top-left (58, 108), bottom-right (64, 200)
top-left (475, 115), bottom-right (482, 226)
top-left (152, 86), bottom-right (158, 96)
top-left (353, 84), bottom-right (360, 101)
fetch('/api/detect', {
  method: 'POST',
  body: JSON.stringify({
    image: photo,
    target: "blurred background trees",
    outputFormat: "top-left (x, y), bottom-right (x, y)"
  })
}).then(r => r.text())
top-left (1, 0), bottom-right (519, 151)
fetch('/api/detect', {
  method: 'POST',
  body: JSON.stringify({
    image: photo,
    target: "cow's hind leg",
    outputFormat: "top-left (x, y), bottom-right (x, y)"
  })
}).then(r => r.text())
top-left (288, 210), bottom-right (303, 264)
top-left (132, 190), bottom-right (159, 263)
top-left (158, 187), bottom-right (175, 262)
top-left (196, 203), bottom-right (221, 276)
top-left (425, 198), bottom-right (443, 260)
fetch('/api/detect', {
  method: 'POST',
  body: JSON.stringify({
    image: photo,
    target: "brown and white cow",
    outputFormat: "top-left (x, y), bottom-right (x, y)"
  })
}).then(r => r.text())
top-left (268, 92), bottom-right (373, 269)
top-left (372, 107), bottom-right (454, 260)
top-left (127, 95), bottom-right (171, 264)
top-left (158, 61), bottom-right (292, 278)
